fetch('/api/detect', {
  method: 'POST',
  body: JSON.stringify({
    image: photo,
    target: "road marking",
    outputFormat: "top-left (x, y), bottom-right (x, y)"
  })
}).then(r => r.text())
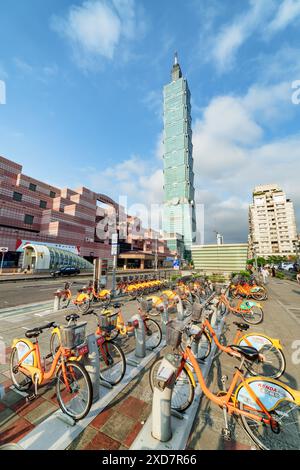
top-left (276, 299), bottom-right (300, 325)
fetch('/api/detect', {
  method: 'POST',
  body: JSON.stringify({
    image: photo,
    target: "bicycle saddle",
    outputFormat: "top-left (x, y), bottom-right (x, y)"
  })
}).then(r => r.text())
top-left (113, 303), bottom-right (122, 309)
top-left (65, 313), bottom-right (80, 322)
top-left (25, 322), bottom-right (56, 339)
top-left (229, 345), bottom-right (259, 361)
top-left (233, 322), bottom-right (250, 331)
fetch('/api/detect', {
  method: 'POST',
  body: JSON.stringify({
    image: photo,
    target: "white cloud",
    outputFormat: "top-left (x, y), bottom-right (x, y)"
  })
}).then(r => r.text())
top-left (51, 0), bottom-right (144, 70)
top-left (211, 0), bottom-right (275, 71)
top-left (192, 84), bottom-right (300, 242)
top-left (268, 0), bottom-right (300, 33)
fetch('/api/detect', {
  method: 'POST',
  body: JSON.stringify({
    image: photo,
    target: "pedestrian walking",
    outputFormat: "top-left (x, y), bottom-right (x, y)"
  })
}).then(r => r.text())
top-left (261, 267), bottom-right (269, 285)
top-left (297, 271), bottom-right (300, 285)
top-left (271, 266), bottom-right (276, 277)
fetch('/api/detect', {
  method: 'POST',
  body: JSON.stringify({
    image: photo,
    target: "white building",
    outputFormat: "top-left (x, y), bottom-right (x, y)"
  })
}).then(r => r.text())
top-left (249, 184), bottom-right (298, 257)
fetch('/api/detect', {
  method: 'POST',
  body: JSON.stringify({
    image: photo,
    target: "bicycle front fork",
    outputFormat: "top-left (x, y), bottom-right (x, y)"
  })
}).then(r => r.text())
top-left (221, 375), bottom-right (232, 441)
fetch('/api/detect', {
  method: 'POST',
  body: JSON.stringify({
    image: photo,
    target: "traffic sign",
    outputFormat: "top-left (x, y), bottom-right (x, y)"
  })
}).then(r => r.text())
top-left (173, 259), bottom-right (180, 270)
top-left (111, 233), bottom-right (118, 256)
top-left (0, 247), bottom-right (8, 253)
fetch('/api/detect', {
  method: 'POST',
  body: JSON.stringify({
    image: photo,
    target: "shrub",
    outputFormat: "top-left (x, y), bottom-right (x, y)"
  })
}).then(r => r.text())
top-left (275, 272), bottom-right (285, 280)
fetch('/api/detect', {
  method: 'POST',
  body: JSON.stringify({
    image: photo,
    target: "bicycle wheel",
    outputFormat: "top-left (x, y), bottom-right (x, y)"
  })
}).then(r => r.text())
top-left (149, 358), bottom-right (194, 412)
top-left (197, 330), bottom-right (212, 361)
top-left (182, 299), bottom-right (193, 318)
top-left (99, 340), bottom-right (126, 385)
top-left (218, 301), bottom-right (227, 316)
top-left (76, 298), bottom-right (90, 314)
top-left (10, 347), bottom-right (32, 391)
top-left (61, 296), bottom-right (70, 309)
top-left (251, 291), bottom-right (265, 302)
top-left (245, 345), bottom-right (286, 379)
top-left (144, 318), bottom-right (162, 349)
top-left (239, 401), bottom-right (300, 450)
top-left (241, 306), bottom-right (263, 325)
top-left (50, 331), bottom-right (61, 357)
top-left (56, 361), bottom-right (92, 421)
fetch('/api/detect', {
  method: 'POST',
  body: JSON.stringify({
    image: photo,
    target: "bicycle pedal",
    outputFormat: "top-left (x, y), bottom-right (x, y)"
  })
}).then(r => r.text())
top-left (26, 393), bottom-right (37, 402)
top-left (221, 428), bottom-right (231, 441)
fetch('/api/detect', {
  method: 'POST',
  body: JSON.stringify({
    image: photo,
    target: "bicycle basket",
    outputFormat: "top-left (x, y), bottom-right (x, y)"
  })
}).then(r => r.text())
top-left (166, 320), bottom-right (184, 348)
top-left (60, 322), bottom-right (87, 349)
top-left (191, 303), bottom-right (203, 322)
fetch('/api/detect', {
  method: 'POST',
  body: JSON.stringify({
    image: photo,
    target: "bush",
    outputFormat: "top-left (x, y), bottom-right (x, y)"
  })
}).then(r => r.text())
top-left (275, 272), bottom-right (285, 280)
top-left (171, 274), bottom-right (181, 282)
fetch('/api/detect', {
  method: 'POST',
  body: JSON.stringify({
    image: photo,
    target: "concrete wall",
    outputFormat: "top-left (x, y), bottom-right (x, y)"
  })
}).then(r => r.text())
top-left (191, 243), bottom-right (248, 273)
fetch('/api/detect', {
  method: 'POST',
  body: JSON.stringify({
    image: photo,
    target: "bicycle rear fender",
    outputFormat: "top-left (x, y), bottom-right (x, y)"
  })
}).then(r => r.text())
top-left (238, 334), bottom-right (282, 351)
top-left (233, 377), bottom-right (297, 411)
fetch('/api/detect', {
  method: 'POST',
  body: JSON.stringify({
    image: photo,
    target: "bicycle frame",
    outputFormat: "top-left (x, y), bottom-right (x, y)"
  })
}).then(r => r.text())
top-left (219, 294), bottom-right (261, 314)
top-left (201, 319), bottom-right (282, 356)
top-left (12, 338), bottom-right (72, 390)
top-left (184, 346), bottom-right (277, 425)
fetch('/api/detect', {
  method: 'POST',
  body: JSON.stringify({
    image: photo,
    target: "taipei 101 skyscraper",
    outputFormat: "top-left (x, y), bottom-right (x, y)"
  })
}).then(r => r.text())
top-left (162, 54), bottom-right (197, 259)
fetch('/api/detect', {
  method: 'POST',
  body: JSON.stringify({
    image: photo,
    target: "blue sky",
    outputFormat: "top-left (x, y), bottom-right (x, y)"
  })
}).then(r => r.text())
top-left (1, 0), bottom-right (300, 242)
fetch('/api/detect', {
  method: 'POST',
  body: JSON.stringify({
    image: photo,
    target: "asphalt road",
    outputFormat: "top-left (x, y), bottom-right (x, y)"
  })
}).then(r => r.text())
top-left (0, 276), bottom-right (91, 309)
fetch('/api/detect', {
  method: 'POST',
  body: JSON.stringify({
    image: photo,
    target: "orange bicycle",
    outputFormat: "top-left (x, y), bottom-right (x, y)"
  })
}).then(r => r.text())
top-left (218, 291), bottom-right (264, 324)
top-left (99, 301), bottom-right (162, 350)
top-left (55, 282), bottom-right (90, 313)
top-left (10, 321), bottom-right (93, 421)
top-left (152, 321), bottom-right (300, 450)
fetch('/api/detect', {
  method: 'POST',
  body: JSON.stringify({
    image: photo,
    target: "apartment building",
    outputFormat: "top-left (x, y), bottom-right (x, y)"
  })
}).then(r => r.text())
top-left (249, 184), bottom-right (298, 256)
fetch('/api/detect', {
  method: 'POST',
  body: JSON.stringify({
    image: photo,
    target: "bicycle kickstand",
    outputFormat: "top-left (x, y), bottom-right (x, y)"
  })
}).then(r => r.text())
top-left (221, 375), bottom-right (231, 441)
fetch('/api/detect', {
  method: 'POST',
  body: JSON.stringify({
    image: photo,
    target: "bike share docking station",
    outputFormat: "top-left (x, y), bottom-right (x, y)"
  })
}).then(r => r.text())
top-left (131, 290), bottom-right (227, 451)
top-left (18, 302), bottom-right (166, 450)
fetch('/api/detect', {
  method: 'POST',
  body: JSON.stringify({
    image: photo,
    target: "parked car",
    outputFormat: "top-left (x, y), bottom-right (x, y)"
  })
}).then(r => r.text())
top-left (50, 266), bottom-right (81, 277)
top-left (279, 262), bottom-right (298, 272)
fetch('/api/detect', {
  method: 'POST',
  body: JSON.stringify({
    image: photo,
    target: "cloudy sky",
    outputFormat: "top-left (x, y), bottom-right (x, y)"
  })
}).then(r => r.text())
top-left (0, 0), bottom-right (300, 243)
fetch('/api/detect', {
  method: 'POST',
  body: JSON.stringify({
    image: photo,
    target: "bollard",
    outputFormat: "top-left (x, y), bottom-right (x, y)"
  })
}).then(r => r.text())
top-left (83, 334), bottom-right (100, 403)
top-left (127, 314), bottom-right (146, 366)
top-left (152, 354), bottom-right (180, 442)
top-left (160, 301), bottom-right (169, 336)
top-left (176, 298), bottom-right (185, 321)
top-left (53, 291), bottom-right (61, 311)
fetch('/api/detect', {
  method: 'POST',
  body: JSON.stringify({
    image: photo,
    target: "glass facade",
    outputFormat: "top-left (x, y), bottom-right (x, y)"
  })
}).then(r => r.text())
top-left (163, 58), bottom-right (197, 254)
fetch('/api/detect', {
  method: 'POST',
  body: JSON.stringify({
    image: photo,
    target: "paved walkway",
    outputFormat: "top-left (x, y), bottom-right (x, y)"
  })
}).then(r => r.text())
top-left (0, 279), bottom-right (299, 450)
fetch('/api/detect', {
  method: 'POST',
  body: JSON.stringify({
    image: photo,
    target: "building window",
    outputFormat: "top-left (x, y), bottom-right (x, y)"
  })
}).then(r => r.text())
top-left (50, 191), bottom-right (56, 198)
top-left (29, 183), bottom-right (37, 192)
top-left (24, 214), bottom-right (34, 225)
top-left (13, 191), bottom-right (22, 202)
top-left (39, 200), bottom-right (47, 209)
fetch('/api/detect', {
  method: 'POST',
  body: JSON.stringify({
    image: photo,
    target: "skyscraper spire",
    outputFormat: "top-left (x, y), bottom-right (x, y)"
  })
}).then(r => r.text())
top-left (171, 51), bottom-right (182, 81)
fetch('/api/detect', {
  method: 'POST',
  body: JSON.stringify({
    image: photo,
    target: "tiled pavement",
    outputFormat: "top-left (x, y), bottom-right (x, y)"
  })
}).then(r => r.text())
top-left (1, 279), bottom-right (300, 450)
top-left (187, 278), bottom-right (300, 450)
top-left (0, 298), bottom-right (163, 449)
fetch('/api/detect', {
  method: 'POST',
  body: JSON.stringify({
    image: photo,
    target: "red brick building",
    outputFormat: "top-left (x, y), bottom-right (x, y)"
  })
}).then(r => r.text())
top-left (0, 155), bottom-right (172, 270)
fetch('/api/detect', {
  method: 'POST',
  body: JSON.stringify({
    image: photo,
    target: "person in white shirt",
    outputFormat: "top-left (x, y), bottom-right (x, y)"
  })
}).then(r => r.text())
top-left (261, 267), bottom-right (270, 285)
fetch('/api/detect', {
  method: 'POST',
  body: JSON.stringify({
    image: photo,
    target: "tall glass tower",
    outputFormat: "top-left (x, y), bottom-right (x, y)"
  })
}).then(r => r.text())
top-left (163, 54), bottom-right (197, 258)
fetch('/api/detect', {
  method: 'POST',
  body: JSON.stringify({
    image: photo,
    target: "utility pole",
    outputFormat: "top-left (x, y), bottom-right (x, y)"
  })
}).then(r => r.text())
top-left (154, 233), bottom-right (158, 271)
top-left (111, 233), bottom-right (118, 296)
top-left (0, 247), bottom-right (8, 275)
